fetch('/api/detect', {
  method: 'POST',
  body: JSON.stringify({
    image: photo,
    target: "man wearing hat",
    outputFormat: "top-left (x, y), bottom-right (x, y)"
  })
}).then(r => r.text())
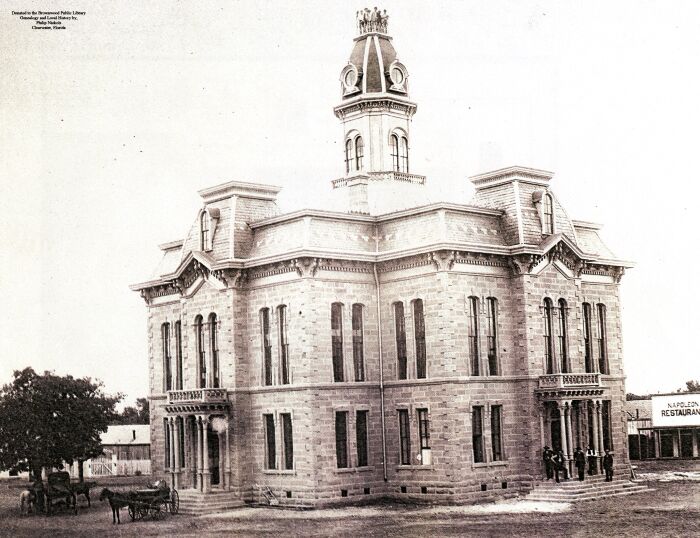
top-left (542, 445), bottom-right (554, 480)
top-left (574, 447), bottom-right (586, 481)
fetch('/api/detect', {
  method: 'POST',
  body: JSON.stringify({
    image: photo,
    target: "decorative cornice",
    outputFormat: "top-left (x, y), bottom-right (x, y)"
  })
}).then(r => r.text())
top-left (198, 180), bottom-right (281, 203)
top-left (334, 96), bottom-right (417, 119)
top-left (469, 165), bottom-right (554, 190)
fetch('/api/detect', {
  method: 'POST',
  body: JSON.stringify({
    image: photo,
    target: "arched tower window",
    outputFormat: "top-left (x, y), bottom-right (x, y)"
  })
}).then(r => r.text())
top-left (194, 315), bottom-right (206, 388)
top-left (486, 298), bottom-right (499, 376)
top-left (345, 138), bottom-right (353, 174)
top-left (200, 211), bottom-right (210, 250)
top-left (543, 194), bottom-right (554, 235)
top-left (351, 304), bottom-right (365, 382)
top-left (355, 136), bottom-right (364, 171)
top-left (260, 308), bottom-right (272, 386)
top-left (543, 298), bottom-right (555, 374)
top-left (394, 302), bottom-right (407, 380)
top-left (557, 299), bottom-right (569, 373)
top-left (390, 134), bottom-right (400, 171)
top-left (208, 313), bottom-right (219, 388)
top-left (399, 136), bottom-right (409, 173)
top-left (331, 303), bottom-right (344, 382)
top-left (413, 299), bottom-right (426, 379)
top-left (278, 305), bottom-right (289, 384)
top-left (174, 320), bottom-right (183, 390)
top-left (597, 304), bottom-right (608, 374)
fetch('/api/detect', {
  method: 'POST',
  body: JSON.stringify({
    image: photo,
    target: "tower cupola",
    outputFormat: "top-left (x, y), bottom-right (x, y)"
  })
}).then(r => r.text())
top-left (332, 8), bottom-right (425, 215)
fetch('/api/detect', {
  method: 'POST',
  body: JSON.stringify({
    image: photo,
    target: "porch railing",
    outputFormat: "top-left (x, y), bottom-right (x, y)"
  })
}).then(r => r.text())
top-left (168, 388), bottom-right (228, 404)
top-left (538, 373), bottom-right (601, 389)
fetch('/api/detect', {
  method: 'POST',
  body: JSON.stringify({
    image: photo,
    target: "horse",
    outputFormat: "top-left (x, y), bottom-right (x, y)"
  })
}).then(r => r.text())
top-left (99, 488), bottom-right (131, 524)
top-left (71, 482), bottom-right (92, 508)
top-left (20, 489), bottom-right (36, 515)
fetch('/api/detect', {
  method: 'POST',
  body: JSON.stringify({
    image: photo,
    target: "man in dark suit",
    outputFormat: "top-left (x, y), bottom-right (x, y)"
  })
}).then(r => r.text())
top-left (543, 445), bottom-right (554, 480)
top-left (553, 449), bottom-right (567, 483)
top-left (586, 445), bottom-right (597, 475)
top-left (574, 447), bottom-right (586, 481)
top-left (603, 449), bottom-right (614, 481)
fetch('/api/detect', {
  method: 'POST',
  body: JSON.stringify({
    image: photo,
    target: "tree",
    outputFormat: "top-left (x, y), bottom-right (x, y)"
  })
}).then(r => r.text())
top-left (0, 368), bottom-right (121, 481)
top-left (113, 397), bottom-right (150, 425)
top-left (626, 393), bottom-right (651, 401)
top-left (684, 380), bottom-right (700, 393)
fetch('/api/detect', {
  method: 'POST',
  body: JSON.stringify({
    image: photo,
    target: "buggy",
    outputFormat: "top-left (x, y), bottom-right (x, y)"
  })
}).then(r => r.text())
top-left (127, 480), bottom-right (179, 521)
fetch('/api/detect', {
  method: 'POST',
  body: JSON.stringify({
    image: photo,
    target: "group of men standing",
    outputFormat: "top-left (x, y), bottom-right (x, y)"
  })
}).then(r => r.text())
top-left (543, 445), bottom-right (614, 483)
top-left (356, 7), bottom-right (389, 34)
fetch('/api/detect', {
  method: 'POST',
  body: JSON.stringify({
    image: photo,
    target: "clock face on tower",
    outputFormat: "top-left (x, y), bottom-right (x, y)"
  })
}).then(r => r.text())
top-left (340, 63), bottom-right (361, 96)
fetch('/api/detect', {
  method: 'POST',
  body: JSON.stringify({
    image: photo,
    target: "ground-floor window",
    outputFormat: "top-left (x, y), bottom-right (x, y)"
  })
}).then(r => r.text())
top-left (680, 429), bottom-right (694, 458)
top-left (417, 408), bottom-right (430, 465)
top-left (356, 410), bottom-right (368, 467)
top-left (281, 413), bottom-right (294, 470)
top-left (264, 414), bottom-right (276, 469)
top-left (491, 405), bottom-right (503, 461)
top-left (660, 430), bottom-right (675, 458)
top-left (335, 411), bottom-right (349, 468)
top-left (398, 409), bottom-right (411, 465)
top-left (472, 406), bottom-right (485, 463)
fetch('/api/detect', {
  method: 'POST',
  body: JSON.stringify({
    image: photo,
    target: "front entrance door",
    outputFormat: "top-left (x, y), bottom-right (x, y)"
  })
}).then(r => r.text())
top-left (208, 425), bottom-right (220, 486)
top-left (550, 408), bottom-right (562, 451)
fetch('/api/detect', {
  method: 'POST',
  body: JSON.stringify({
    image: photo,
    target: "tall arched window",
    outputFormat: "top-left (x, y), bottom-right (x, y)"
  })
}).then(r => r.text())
top-left (162, 322), bottom-right (172, 391)
top-left (194, 315), bottom-right (206, 388)
top-left (355, 136), bottom-right (364, 171)
top-left (331, 303), bottom-right (344, 382)
top-left (557, 299), bottom-right (569, 373)
top-left (351, 304), bottom-right (365, 382)
top-left (174, 320), bottom-right (183, 390)
top-left (543, 298), bottom-right (555, 374)
top-left (345, 138), bottom-right (353, 174)
top-left (200, 211), bottom-right (210, 250)
top-left (394, 302), bottom-right (407, 380)
top-left (543, 194), bottom-right (554, 235)
top-left (467, 296), bottom-right (480, 376)
top-left (399, 136), bottom-right (409, 173)
top-left (208, 313), bottom-right (219, 388)
top-left (582, 303), bottom-right (594, 373)
top-left (260, 308), bottom-right (272, 386)
top-left (390, 134), bottom-right (400, 171)
top-left (486, 297), bottom-right (499, 375)
top-left (278, 305), bottom-right (289, 384)
top-left (413, 299), bottom-right (426, 379)
top-left (597, 304), bottom-right (608, 374)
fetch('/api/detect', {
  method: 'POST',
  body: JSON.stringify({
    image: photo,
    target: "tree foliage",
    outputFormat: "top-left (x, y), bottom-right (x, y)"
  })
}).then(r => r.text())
top-left (683, 380), bottom-right (700, 393)
top-left (0, 368), bottom-right (121, 478)
top-left (112, 397), bottom-right (150, 425)
top-left (626, 393), bottom-right (651, 401)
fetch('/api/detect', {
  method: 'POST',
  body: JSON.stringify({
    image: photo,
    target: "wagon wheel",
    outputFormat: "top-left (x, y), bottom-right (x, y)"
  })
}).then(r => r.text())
top-left (128, 504), bottom-right (137, 521)
top-left (169, 490), bottom-right (179, 514)
top-left (149, 499), bottom-right (165, 520)
top-left (137, 502), bottom-right (149, 520)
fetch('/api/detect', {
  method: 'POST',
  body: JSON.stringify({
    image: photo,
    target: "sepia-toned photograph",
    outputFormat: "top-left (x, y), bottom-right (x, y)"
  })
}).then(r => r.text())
top-left (1, 1), bottom-right (699, 536)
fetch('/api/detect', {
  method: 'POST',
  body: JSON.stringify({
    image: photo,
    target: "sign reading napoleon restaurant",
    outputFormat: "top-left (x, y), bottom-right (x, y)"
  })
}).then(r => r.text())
top-left (651, 393), bottom-right (700, 427)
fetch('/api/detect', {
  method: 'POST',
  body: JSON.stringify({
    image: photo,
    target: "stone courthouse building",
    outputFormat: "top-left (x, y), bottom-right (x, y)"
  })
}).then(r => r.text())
top-left (131, 9), bottom-right (633, 509)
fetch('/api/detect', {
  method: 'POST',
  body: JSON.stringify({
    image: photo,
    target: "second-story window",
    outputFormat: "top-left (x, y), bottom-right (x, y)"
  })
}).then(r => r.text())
top-left (390, 134), bottom-right (400, 171)
top-left (200, 211), bottom-right (210, 250)
top-left (352, 304), bottom-right (365, 382)
top-left (583, 303), bottom-right (594, 373)
top-left (486, 297), bottom-right (499, 375)
top-left (162, 322), bottom-right (172, 392)
top-left (260, 308), bottom-right (272, 386)
top-left (174, 320), bottom-right (183, 390)
top-left (209, 313), bottom-right (219, 388)
top-left (543, 298), bottom-right (555, 374)
top-left (543, 193), bottom-right (554, 235)
top-left (557, 299), bottom-right (569, 373)
top-left (278, 305), bottom-right (289, 384)
top-left (394, 302), bottom-right (407, 380)
top-left (355, 135), bottom-right (364, 171)
top-left (194, 315), bottom-right (206, 388)
top-left (331, 303), bottom-right (344, 382)
top-left (399, 136), bottom-right (409, 173)
top-left (413, 299), bottom-right (426, 379)
top-left (467, 296), bottom-right (480, 376)
top-left (597, 303), bottom-right (609, 374)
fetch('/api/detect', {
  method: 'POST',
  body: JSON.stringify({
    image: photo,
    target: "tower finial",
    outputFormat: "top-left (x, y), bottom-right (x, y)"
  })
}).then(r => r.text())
top-left (356, 7), bottom-right (388, 35)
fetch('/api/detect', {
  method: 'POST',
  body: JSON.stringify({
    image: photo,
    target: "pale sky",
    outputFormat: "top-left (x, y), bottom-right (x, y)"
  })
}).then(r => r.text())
top-left (1, 1), bottom-right (699, 405)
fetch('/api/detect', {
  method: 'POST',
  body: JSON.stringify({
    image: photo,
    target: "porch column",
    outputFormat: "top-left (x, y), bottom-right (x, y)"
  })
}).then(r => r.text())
top-left (225, 420), bottom-right (232, 491)
top-left (591, 400), bottom-right (599, 458)
top-left (173, 417), bottom-right (181, 489)
top-left (654, 430), bottom-right (661, 459)
top-left (168, 417), bottom-right (176, 486)
top-left (538, 405), bottom-right (545, 449)
top-left (565, 401), bottom-right (574, 477)
top-left (596, 400), bottom-right (605, 454)
top-left (202, 416), bottom-right (211, 493)
top-left (197, 416), bottom-right (204, 491)
top-left (558, 401), bottom-right (568, 457)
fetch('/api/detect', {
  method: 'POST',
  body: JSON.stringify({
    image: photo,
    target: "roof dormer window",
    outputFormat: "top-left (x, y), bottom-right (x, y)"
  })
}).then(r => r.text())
top-left (200, 210), bottom-right (210, 251)
top-left (543, 193), bottom-right (554, 235)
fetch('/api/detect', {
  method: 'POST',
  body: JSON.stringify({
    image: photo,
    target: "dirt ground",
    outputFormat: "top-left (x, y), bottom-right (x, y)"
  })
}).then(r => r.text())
top-left (1, 461), bottom-right (698, 538)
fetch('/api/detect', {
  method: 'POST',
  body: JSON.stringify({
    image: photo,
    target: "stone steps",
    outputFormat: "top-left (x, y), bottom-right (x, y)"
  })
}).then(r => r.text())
top-left (177, 489), bottom-right (245, 516)
top-left (526, 478), bottom-right (651, 503)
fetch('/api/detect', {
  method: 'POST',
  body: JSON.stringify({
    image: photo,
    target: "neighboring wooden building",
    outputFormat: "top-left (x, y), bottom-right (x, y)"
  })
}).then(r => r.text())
top-left (68, 425), bottom-right (151, 478)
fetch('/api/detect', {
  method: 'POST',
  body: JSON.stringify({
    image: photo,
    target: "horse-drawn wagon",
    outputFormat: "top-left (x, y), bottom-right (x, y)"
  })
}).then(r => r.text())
top-left (127, 482), bottom-right (179, 520)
